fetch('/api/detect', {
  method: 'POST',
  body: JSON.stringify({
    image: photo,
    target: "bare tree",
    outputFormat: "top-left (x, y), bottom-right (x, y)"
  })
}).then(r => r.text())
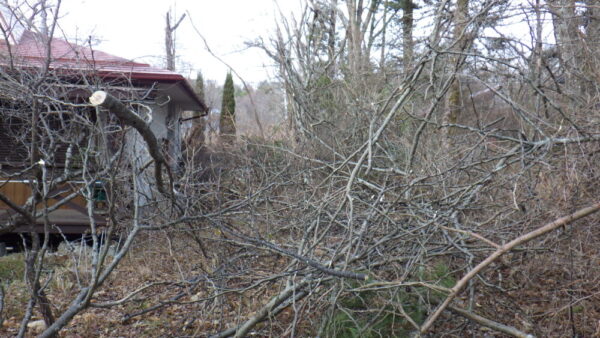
top-left (0, 1), bottom-right (198, 337)
top-left (165, 8), bottom-right (186, 71)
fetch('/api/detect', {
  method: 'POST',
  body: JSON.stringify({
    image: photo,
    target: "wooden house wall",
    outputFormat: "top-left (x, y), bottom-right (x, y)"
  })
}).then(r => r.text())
top-left (0, 180), bottom-right (87, 210)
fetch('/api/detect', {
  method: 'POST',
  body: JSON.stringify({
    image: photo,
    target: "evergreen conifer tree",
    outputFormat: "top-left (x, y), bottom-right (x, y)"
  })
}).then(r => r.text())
top-left (220, 72), bottom-right (236, 139)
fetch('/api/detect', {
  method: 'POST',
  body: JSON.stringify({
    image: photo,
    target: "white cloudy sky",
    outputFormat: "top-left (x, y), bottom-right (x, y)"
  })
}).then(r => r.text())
top-left (57, 0), bottom-right (302, 84)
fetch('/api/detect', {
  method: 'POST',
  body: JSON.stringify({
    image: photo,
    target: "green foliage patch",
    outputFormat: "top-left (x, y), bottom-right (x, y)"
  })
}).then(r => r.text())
top-left (323, 263), bottom-right (456, 337)
top-left (0, 253), bottom-right (25, 282)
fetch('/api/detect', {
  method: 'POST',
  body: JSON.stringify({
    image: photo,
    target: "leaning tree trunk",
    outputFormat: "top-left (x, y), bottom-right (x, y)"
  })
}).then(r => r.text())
top-left (89, 91), bottom-right (173, 198)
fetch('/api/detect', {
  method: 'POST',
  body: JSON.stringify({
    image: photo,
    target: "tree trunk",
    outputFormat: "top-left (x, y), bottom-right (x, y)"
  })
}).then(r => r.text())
top-left (402, 0), bottom-right (415, 71)
top-left (581, 1), bottom-right (600, 98)
top-left (326, 0), bottom-right (338, 77)
top-left (346, 0), bottom-right (364, 75)
top-left (548, 0), bottom-right (581, 94)
top-left (165, 10), bottom-right (186, 71)
top-left (25, 234), bottom-right (55, 335)
top-left (444, 0), bottom-right (469, 145)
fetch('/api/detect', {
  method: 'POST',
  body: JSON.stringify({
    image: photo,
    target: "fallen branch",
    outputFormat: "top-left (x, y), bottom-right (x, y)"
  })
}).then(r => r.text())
top-left (448, 305), bottom-right (534, 337)
top-left (89, 91), bottom-right (172, 197)
top-left (420, 201), bottom-right (600, 334)
top-left (439, 224), bottom-right (500, 249)
top-left (221, 226), bottom-right (369, 281)
top-left (210, 280), bottom-right (312, 338)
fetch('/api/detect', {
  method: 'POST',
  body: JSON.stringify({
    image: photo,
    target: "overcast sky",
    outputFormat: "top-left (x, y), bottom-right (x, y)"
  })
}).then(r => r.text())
top-left (57, 0), bottom-right (301, 85)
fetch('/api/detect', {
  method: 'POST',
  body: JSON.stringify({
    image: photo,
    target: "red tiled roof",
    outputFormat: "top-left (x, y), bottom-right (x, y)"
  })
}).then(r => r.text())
top-left (14, 30), bottom-right (138, 66)
top-left (3, 30), bottom-right (206, 111)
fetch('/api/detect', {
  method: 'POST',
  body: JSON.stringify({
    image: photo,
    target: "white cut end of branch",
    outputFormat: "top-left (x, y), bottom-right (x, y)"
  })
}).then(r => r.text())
top-left (89, 91), bottom-right (107, 106)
